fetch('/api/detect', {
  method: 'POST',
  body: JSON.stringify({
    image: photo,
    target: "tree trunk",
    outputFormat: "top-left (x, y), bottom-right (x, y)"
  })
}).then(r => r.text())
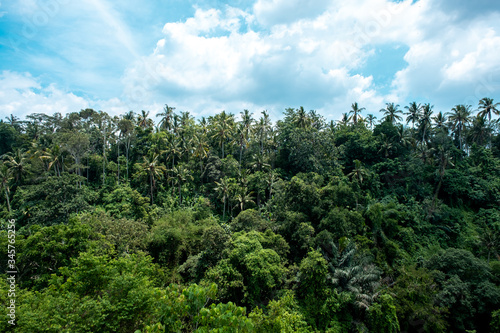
top-left (4, 188), bottom-right (11, 213)
top-left (117, 139), bottom-right (120, 184)
top-left (179, 183), bottom-right (182, 205)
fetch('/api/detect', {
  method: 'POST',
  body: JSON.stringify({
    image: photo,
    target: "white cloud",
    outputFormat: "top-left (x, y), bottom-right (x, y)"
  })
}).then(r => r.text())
top-left (0, 71), bottom-right (129, 119)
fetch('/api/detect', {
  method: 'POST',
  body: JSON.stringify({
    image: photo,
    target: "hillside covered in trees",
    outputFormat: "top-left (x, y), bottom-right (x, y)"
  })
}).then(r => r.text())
top-left (1, 98), bottom-right (500, 332)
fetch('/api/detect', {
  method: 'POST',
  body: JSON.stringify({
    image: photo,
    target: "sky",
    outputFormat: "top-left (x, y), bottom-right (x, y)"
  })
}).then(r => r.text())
top-left (0, 0), bottom-right (499, 122)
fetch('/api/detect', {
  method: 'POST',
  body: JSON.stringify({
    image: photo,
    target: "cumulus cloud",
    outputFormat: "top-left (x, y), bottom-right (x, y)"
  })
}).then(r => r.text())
top-left (5, 0), bottom-right (500, 121)
top-left (0, 71), bottom-right (129, 119)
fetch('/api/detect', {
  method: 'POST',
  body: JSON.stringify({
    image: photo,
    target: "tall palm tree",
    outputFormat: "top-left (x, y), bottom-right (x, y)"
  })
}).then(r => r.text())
top-left (3, 149), bottom-right (29, 185)
top-left (448, 104), bottom-right (472, 151)
top-left (140, 153), bottom-right (166, 203)
top-left (212, 111), bottom-right (234, 159)
top-left (234, 123), bottom-right (248, 169)
top-left (0, 163), bottom-right (12, 213)
top-left (234, 187), bottom-right (254, 212)
top-left (432, 111), bottom-right (447, 133)
top-left (138, 110), bottom-right (153, 129)
top-left (215, 177), bottom-right (230, 220)
top-left (433, 145), bottom-right (454, 207)
top-left (349, 102), bottom-right (365, 125)
top-left (381, 103), bottom-right (403, 124)
top-left (418, 104), bottom-right (433, 145)
top-left (478, 97), bottom-right (500, 123)
top-left (478, 97), bottom-right (499, 146)
top-left (405, 102), bottom-right (421, 129)
top-left (338, 113), bottom-right (350, 127)
top-left (249, 153), bottom-right (270, 172)
top-left (156, 104), bottom-right (176, 132)
top-left (348, 159), bottom-right (369, 184)
top-left (169, 165), bottom-right (193, 205)
top-left (469, 115), bottom-right (490, 147)
top-left (39, 144), bottom-right (63, 176)
top-left (294, 106), bottom-right (310, 129)
top-left (192, 133), bottom-right (209, 175)
top-left (366, 114), bottom-right (377, 130)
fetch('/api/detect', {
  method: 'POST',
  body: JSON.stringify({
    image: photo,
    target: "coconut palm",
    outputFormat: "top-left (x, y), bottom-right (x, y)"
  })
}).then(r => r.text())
top-left (140, 152), bottom-right (167, 203)
top-left (418, 104), bottom-right (433, 145)
top-left (478, 97), bottom-right (500, 123)
top-left (366, 114), bottom-right (377, 130)
top-left (404, 102), bottom-right (421, 129)
top-left (432, 111), bottom-right (447, 133)
top-left (0, 163), bottom-right (12, 213)
top-left (478, 97), bottom-right (499, 146)
top-left (381, 103), bottom-right (403, 124)
top-left (170, 165), bottom-right (193, 205)
top-left (212, 111), bottom-right (234, 159)
top-left (294, 106), bottom-right (310, 129)
top-left (349, 102), bottom-right (365, 125)
top-left (138, 110), bottom-right (153, 129)
top-left (348, 159), bottom-right (369, 184)
top-left (156, 104), bottom-right (176, 132)
top-left (234, 187), bottom-right (254, 212)
top-left (2, 149), bottom-right (29, 185)
top-left (448, 104), bottom-right (472, 151)
top-left (215, 177), bottom-right (230, 220)
top-left (192, 133), bottom-right (209, 175)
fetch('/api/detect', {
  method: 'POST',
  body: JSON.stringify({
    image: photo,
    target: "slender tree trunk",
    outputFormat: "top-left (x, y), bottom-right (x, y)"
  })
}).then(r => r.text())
top-left (4, 188), bottom-right (11, 213)
top-left (179, 183), bottom-right (182, 205)
top-left (239, 145), bottom-right (243, 170)
top-left (117, 140), bottom-right (120, 184)
top-left (223, 196), bottom-right (226, 220)
top-left (103, 130), bottom-right (106, 185)
top-left (150, 173), bottom-right (154, 203)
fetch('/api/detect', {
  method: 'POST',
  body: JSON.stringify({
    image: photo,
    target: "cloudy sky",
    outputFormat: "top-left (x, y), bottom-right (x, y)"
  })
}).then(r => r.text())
top-left (1, 0), bottom-right (499, 122)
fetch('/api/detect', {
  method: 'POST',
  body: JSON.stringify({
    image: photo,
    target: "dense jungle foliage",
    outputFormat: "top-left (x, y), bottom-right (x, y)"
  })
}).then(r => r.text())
top-left (1, 99), bottom-right (500, 332)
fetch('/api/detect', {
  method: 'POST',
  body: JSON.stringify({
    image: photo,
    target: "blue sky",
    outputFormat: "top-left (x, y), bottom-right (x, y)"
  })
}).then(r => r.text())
top-left (1, 0), bottom-right (499, 121)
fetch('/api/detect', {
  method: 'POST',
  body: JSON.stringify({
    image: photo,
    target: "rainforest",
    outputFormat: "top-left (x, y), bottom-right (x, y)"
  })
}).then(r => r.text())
top-left (1, 99), bottom-right (500, 332)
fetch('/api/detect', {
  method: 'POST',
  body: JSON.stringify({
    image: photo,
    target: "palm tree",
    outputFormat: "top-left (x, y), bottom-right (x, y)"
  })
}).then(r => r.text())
top-left (378, 133), bottom-right (393, 158)
top-left (215, 177), bottom-right (230, 220)
top-left (348, 159), bottom-right (369, 184)
top-left (249, 153), bottom-right (270, 172)
top-left (192, 134), bottom-right (209, 175)
top-left (448, 104), bottom-right (472, 151)
top-left (432, 111), bottom-right (447, 133)
top-left (117, 117), bottom-right (135, 179)
top-left (294, 106), bottom-right (310, 129)
top-left (405, 102), bottom-right (421, 129)
top-left (469, 115), bottom-right (490, 147)
top-left (234, 187), bottom-right (254, 212)
top-left (418, 103), bottom-right (433, 145)
top-left (39, 144), bottom-right (63, 176)
top-left (141, 153), bottom-right (166, 203)
top-left (0, 163), bottom-right (12, 213)
top-left (233, 123), bottom-right (248, 170)
top-left (338, 113), bottom-right (350, 127)
top-left (433, 145), bottom-right (454, 207)
top-left (156, 104), bottom-right (175, 132)
top-left (324, 240), bottom-right (381, 310)
top-left (138, 110), bottom-right (153, 129)
top-left (212, 111), bottom-right (234, 159)
top-left (381, 103), bottom-right (403, 124)
top-left (366, 114), bottom-right (377, 130)
top-left (478, 97), bottom-right (500, 123)
top-left (3, 149), bottom-right (28, 185)
top-left (170, 165), bottom-right (193, 205)
top-left (478, 97), bottom-right (499, 146)
top-left (349, 102), bottom-right (365, 125)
